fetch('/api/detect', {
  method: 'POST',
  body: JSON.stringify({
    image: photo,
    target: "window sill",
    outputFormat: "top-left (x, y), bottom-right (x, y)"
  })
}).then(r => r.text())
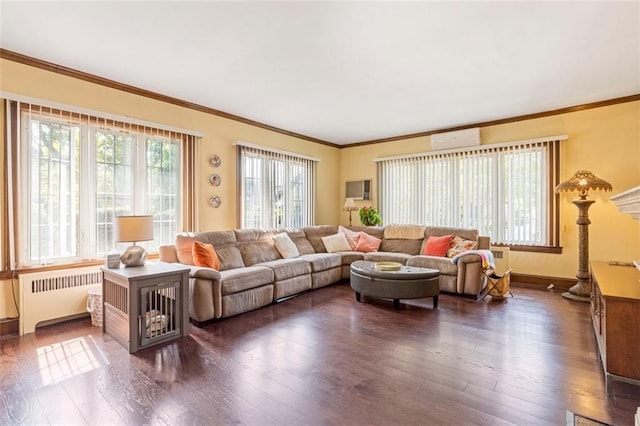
top-left (0, 253), bottom-right (160, 279)
top-left (493, 244), bottom-right (562, 254)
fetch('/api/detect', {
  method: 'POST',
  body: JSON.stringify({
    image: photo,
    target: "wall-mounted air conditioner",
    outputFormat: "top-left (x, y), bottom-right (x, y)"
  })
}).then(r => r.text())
top-left (490, 246), bottom-right (511, 275)
top-left (431, 127), bottom-right (481, 151)
top-left (346, 179), bottom-right (371, 200)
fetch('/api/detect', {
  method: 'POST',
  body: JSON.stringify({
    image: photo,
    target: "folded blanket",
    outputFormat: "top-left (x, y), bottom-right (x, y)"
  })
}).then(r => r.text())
top-left (451, 249), bottom-right (495, 270)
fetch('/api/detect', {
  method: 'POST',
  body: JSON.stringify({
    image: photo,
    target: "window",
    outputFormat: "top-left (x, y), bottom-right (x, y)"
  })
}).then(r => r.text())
top-left (378, 137), bottom-right (563, 247)
top-left (4, 100), bottom-right (197, 268)
top-left (238, 143), bottom-right (316, 229)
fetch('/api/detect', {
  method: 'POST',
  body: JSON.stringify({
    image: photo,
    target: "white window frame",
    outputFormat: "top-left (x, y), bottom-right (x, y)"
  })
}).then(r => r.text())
top-left (18, 110), bottom-right (182, 266)
top-left (237, 142), bottom-right (317, 229)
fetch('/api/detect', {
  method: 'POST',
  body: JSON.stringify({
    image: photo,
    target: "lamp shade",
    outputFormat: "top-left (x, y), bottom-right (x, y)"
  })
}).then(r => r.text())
top-left (555, 170), bottom-right (612, 200)
top-left (115, 215), bottom-right (154, 243)
top-left (343, 198), bottom-right (358, 211)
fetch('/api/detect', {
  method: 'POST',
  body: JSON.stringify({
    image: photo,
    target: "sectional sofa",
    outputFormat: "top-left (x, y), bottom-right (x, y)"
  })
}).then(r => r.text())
top-left (159, 224), bottom-right (490, 324)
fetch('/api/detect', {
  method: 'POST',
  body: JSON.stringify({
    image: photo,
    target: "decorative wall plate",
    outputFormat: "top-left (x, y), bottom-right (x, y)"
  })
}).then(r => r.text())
top-left (209, 173), bottom-right (221, 186)
top-left (209, 154), bottom-right (221, 168)
top-left (209, 195), bottom-right (221, 208)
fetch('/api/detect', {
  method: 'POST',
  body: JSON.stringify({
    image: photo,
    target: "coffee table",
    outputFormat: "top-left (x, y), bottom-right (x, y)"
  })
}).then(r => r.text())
top-left (350, 260), bottom-right (440, 309)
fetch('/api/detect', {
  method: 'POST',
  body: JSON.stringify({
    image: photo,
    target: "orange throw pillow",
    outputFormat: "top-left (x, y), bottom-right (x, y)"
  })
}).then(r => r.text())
top-left (423, 234), bottom-right (453, 257)
top-left (192, 240), bottom-right (221, 270)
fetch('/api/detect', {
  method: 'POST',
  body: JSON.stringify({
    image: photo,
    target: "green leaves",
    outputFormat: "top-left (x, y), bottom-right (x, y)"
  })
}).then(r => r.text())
top-left (359, 206), bottom-right (382, 226)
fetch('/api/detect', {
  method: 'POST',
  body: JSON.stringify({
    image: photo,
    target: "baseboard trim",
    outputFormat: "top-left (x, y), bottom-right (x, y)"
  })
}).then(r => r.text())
top-left (511, 273), bottom-right (576, 291)
top-left (0, 317), bottom-right (19, 340)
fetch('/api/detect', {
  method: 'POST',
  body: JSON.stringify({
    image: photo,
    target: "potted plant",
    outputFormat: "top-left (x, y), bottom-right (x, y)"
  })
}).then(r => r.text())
top-left (359, 206), bottom-right (382, 226)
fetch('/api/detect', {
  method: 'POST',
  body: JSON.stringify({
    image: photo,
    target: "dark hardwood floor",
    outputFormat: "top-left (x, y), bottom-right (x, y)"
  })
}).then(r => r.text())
top-left (1, 282), bottom-right (638, 425)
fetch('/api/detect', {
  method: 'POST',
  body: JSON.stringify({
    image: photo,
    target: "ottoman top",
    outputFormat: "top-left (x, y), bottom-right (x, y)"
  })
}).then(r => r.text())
top-left (351, 260), bottom-right (439, 280)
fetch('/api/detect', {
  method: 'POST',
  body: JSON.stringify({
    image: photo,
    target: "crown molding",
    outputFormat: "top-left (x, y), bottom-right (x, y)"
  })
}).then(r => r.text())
top-left (2, 48), bottom-right (638, 150)
top-left (344, 94), bottom-right (640, 147)
top-left (0, 48), bottom-right (339, 148)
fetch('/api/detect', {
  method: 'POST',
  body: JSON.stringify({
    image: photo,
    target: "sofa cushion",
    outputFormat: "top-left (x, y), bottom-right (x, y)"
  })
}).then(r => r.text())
top-left (175, 233), bottom-right (199, 265)
top-left (425, 226), bottom-right (478, 242)
top-left (259, 258), bottom-right (311, 281)
top-left (284, 229), bottom-right (316, 255)
top-left (176, 231), bottom-right (244, 270)
top-left (379, 238), bottom-right (422, 255)
top-left (304, 225), bottom-right (339, 253)
top-left (220, 265), bottom-right (274, 295)
top-left (273, 232), bottom-right (300, 258)
top-left (447, 235), bottom-right (478, 258)
top-left (192, 241), bottom-right (221, 269)
top-left (299, 253), bottom-right (342, 272)
top-left (355, 232), bottom-right (382, 252)
top-left (423, 235), bottom-right (453, 257)
top-left (338, 252), bottom-right (365, 265)
top-left (383, 224), bottom-right (426, 240)
top-left (322, 233), bottom-right (352, 253)
top-left (235, 229), bottom-right (282, 266)
top-left (406, 255), bottom-right (458, 275)
top-left (361, 226), bottom-right (385, 239)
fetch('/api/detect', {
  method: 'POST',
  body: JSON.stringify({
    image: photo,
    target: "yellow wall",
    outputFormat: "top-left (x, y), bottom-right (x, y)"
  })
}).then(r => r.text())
top-left (1, 56), bottom-right (639, 317)
top-left (339, 101), bottom-right (640, 279)
top-left (0, 58), bottom-right (341, 317)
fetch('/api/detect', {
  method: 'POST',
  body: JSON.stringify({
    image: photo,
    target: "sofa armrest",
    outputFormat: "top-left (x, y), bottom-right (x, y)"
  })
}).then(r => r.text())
top-left (189, 265), bottom-right (222, 280)
top-left (188, 266), bottom-right (223, 322)
top-left (456, 254), bottom-right (486, 296)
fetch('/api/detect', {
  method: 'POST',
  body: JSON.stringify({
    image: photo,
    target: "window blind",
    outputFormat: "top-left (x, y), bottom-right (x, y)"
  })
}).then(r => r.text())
top-left (238, 144), bottom-right (316, 229)
top-left (377, 137), bottom-right (563, 246)
top-left (2, 99), bottom-right (198, 268)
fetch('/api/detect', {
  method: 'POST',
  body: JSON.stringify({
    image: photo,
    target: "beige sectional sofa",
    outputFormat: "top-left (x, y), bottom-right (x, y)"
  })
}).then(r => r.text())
top-left (159, 225), bottom-right (490, 324)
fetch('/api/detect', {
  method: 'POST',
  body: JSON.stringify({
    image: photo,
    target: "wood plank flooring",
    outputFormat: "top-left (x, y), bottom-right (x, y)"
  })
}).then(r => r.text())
top-left (1, 282), bottom-right (638, 425)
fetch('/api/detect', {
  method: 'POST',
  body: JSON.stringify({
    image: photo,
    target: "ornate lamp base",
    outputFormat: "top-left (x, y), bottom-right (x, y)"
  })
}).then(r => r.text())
top-left (120, 245), bottom-right (147, 267)
top-left (561, 279), bottom-right (591, 303)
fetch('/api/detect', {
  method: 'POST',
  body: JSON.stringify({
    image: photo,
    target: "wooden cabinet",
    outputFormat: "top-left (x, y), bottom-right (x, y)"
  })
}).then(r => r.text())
top-left (590, 261), bottom-right (640, 394)
top-left (102, 262), bottom-right (190, 353)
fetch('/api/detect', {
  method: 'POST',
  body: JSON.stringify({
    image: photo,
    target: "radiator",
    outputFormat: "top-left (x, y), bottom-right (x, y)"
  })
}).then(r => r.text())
top-left (19, 266), bottom-right (102, 335)
top-left (490, 247), bottom-right (511, 275)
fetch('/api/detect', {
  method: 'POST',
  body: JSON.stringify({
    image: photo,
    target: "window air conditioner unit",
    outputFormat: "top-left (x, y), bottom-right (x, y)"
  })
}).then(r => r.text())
top-left (489, 246), bottom-right (511, 275)
top-left (431, 128), bottom-right (481, 151)
top-left (346, 179), bottom-right (371, 200)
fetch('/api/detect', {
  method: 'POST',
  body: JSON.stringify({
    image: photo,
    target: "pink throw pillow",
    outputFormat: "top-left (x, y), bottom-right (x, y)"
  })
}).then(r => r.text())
top-left (338, 225), bottom-right (361, 250)
top-left (423, 234), bottom-right (453, 257)
top-left (355, 232), bottom-right (382, 253)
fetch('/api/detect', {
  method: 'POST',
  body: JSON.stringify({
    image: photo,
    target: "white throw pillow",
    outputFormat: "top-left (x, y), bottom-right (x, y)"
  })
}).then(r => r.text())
top-left (321, 233), bottom-right (352, 253)
top-left (273, 232), bottom-right (300, 259)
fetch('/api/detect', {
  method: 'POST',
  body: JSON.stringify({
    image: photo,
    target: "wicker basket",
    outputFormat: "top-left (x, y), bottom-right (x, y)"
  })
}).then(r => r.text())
top-left (484, 269), bottom-right (513, 299)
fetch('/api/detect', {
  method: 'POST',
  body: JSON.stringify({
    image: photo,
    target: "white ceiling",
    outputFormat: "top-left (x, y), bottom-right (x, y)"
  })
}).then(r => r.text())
top-left (1, 1), bottom-right (638, 145)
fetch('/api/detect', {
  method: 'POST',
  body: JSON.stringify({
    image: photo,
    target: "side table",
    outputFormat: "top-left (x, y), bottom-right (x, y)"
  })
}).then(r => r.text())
top-left (102, 261), bottom-right (190, 353)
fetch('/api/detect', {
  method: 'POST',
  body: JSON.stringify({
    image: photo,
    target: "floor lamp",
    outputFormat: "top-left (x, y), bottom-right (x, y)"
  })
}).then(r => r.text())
top-left (556, 170), bottom-right (612, 302)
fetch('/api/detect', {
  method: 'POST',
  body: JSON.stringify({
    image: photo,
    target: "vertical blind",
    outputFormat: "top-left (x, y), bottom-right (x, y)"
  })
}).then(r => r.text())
top-left (377, 137), bottom-right (562, 246)
top-left (238, 144), bottom-right (316, 229)
top-left (2, 97), bottom-right (199, 268)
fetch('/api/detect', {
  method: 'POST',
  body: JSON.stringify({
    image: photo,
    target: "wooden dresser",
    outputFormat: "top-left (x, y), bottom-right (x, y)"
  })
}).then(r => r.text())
top-left (590, 261), bottom-right (640, 394)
